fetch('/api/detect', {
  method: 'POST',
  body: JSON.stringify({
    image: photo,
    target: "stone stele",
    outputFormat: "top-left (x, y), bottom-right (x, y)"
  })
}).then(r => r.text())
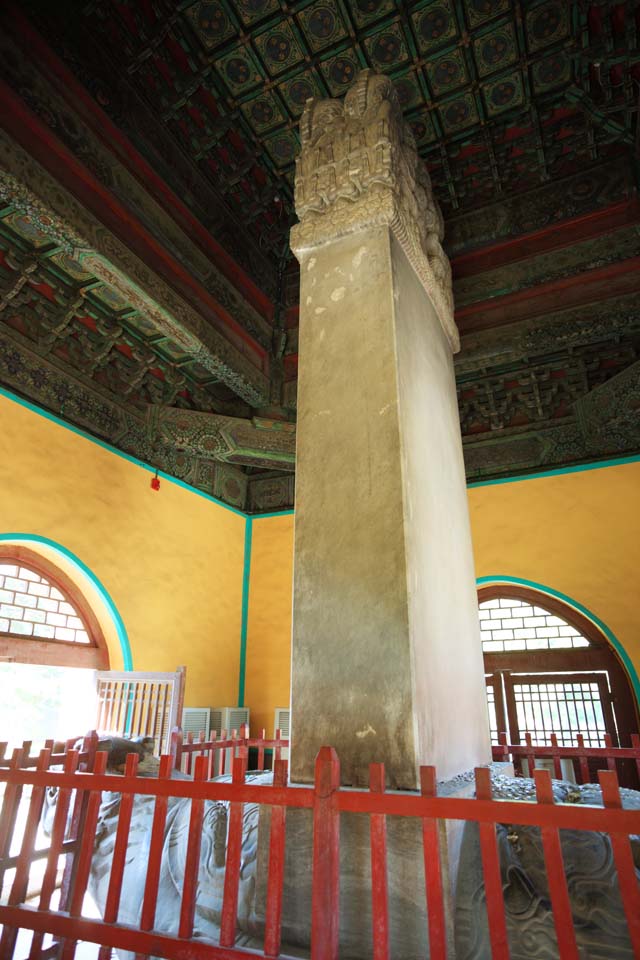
top-left (289, 69), bottom-right (490, 789)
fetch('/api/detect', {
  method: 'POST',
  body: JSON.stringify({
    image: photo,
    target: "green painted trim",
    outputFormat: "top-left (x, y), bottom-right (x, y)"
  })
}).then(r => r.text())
top-left (0, 533), bottom-right (132, 670)
top-left (249, 509), bottom-right (295, 519)
top-left (468, 455), bottom-right (640, 489)
top-left (476, 575), bottom-right (640, 707)
top-left (237, 517), bottom-right (253, 707)
top-left (0, 386), bottom-right (246, 518)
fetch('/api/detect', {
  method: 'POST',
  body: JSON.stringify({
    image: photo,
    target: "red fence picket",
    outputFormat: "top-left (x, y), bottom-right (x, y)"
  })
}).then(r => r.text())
top-left (598, 769), bottom-right (640, 955)
top-left (311, 747), bottom-right (340, 960)
top-left (171, 726), bottom-right (290, 778)
top-left (475, 768), bottom-right (509, 960)
top-left (533, 769), bottom-right (579, 960)
top-left (419, 766), bottom-right (447, 960)
top-left (368, 762), bottom-right (389, 960)
top-left (220, 749), bottom-right (248, 947)
top-left (0, 749), bottom-right (51, 958)
top-left (178, 754), bottom-right (208, 940)
top-left (28, 749), bottom-right (80, 960)
top-left (139, 753), bottom-right (173, 937)
top-left (263, 756), bottom-right (288, 958)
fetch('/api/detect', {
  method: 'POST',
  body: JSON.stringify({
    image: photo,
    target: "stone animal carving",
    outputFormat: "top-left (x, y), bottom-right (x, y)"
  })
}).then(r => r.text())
top-left (41, 736), bottom-right (158, 836)
top-left (44, 741), bottom-right (640, 960)
top-left (91, 772), bottom-right (270, 960)
top-left (455, 775), bottom-right (640, 959)
top-left (43, 736), bottom-right (269, 960)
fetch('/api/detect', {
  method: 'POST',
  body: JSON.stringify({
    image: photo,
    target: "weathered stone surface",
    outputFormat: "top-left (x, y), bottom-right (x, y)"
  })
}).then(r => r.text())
top-left (289, 71), bottom-right (488, 789)
top-left (456, 774), bottom-right (640, 959)
top-left (254, 771), bottom-right (484, 959)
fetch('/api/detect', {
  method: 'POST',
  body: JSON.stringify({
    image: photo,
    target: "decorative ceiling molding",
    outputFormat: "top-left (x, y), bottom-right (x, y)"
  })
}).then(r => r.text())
top-left (0, 2), bottom-right (278, 300)
top-left (574, 359), bottom-right (640, 454)
top-left (0, 326), bottom-right (286, 512)
top-left (147, 405), bottom-right (296, 470)
top-left (0, 132), bottom-right (270, 406)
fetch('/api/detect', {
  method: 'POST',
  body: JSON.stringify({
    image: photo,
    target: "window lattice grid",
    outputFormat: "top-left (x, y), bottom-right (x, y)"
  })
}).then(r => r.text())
top-left (485, 683), bottom-right (499, 746)
top-left (513, 681), bottom-right (607, 747)
top-left (479, 597), bottom-right (590, 653)
top-left (0, 563), bottom-right (90, 644)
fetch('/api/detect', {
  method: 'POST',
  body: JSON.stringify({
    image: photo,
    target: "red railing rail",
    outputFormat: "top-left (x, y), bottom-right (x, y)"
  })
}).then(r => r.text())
top-left (170, 724), bottom-right (288, 776)
top-left (0, 735), bottom-right (639, 959)
top-left (492, 731), bottom-right (640, 784)
top-left (0, 736), bottom-right (98, 770)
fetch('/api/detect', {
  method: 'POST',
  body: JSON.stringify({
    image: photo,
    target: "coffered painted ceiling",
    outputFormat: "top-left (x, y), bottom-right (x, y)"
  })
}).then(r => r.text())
top-left (0, 1), bottom-right (639, 512)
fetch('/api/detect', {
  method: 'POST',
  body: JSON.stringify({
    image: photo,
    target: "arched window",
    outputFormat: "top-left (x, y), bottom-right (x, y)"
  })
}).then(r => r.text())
top-left (0, 547), bottom-right (108, 669)
top-left (480, 596), bottom-right (590, 653)
top-left (479, 585), bottom-right (638, 753)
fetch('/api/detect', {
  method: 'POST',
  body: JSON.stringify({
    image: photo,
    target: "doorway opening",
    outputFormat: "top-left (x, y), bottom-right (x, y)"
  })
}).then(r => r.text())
top-left (0, 547), bottom-right (109, 752)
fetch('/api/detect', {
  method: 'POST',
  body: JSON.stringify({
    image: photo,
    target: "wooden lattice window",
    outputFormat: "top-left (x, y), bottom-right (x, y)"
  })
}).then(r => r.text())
top-left (479, 585), bottom-right (639, 754)
top-left (0, 546), bottom-right (108, 669)
top-left (479, 597), bottom-right (591, 653)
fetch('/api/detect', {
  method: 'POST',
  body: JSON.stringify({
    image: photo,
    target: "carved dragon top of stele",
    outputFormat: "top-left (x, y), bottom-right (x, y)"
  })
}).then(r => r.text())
top-left (290, 69), bottom-right (458, 352)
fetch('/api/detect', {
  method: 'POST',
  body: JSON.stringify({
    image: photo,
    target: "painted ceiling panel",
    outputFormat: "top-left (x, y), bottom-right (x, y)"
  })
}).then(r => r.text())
top-left (1, 0), bottom-right (638, 513)
top-left (23, 0), bottom-right (639, 277)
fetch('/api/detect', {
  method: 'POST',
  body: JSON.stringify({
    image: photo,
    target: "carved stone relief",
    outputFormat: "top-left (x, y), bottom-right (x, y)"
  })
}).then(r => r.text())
top-left (291, 69), bottom-right (457, 351)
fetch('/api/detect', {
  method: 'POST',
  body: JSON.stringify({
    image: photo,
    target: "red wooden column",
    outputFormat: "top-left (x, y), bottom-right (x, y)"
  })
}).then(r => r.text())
top-left (311, 747), bottom-right (340, 960)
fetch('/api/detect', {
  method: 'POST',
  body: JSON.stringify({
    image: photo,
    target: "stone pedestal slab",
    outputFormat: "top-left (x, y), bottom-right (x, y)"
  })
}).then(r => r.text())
top-left (252, 768), bottom-right (515, 958)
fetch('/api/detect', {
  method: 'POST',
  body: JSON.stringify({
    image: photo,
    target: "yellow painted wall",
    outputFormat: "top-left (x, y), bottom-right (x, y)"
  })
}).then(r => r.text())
top-left (245, 460), bottom-right (640, 728)
top-left (469, 461), bottom-right (640, 689)
top-left (244, 514), bottom-right (294, 736)
top-left (0, 392), bottom-right (245, 709)
top-left (4, 388), bottom-right (639, 735)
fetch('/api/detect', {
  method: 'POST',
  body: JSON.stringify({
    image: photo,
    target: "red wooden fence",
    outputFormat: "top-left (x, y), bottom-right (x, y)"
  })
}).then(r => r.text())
top-left (170, 723), bottom-right (287, 777)
top-left (0, 734), bottom-right (639, 959)
top-left (492, 731), bottom-right (640, 784)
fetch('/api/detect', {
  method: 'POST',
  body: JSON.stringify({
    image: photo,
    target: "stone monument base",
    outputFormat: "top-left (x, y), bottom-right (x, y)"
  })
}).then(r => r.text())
top-left (252, 765), bottom-right (513, 959)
